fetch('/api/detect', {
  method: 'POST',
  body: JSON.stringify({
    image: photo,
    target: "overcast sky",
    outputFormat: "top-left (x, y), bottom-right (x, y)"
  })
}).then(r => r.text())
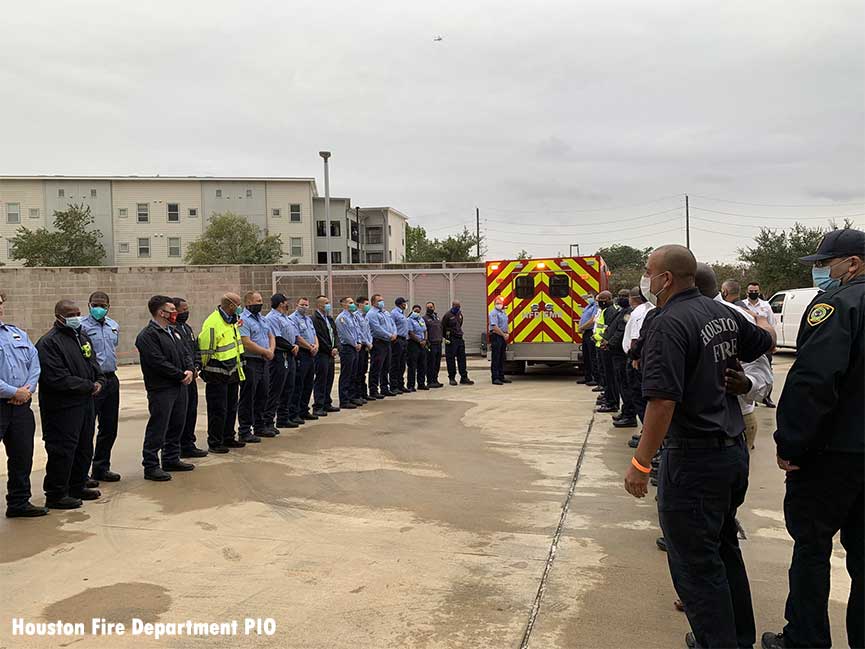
top-left (2, 0), bottom-right (863, 262)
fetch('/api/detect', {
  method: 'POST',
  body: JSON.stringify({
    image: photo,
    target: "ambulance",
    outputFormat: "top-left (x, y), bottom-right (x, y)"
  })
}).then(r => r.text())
top-left (485, 256), bottom-right (610, 373)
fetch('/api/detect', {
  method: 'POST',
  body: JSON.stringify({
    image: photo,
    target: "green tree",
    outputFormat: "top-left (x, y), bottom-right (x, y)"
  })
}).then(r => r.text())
top-left (405, 226), bottom-right (485, 262)
top-left (185, 212), bottom-right (283, 265)
top-left (609, 265), bottom-right (644, 294)
top-left (515, 249), bottom-right (530, 260)
top-left (594, 244), bottom-right (653, 271)
top-left (11, 203), bottom-right (106, 267)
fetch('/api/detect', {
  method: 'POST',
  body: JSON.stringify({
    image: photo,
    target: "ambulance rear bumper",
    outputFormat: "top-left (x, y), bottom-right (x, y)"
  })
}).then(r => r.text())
top-left (505, 342), bottom-right (582, 363)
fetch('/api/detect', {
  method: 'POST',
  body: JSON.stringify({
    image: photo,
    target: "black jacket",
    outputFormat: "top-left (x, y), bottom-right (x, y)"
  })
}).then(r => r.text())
top-left (135, 321), bottom-right (193, 391)
top-left (423, 312), bottom-right (443, 344)
top-left (312, 311), bottom-right (338, 355)
top-left (775, 275), bottom-right (865, 458)
top-left (604, 306), bottom-right (632, 354)
top-left (175, 321), bottom-right (202, 372)
top-left (36, 324), bottom-right (106, 410)
top-left (441, 311), bottom-right (464, 339)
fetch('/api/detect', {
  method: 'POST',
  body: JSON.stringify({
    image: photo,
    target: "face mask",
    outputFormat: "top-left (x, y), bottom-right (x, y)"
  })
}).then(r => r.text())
top-left (495, 303), bottom-right (504, 311)
top-left (377, 300), bottom-right (385, 309)
top-left (617, 297), bottom-right (630, 308)
top-left (812, 258), bottom-right (851, 291)
top-left (596, 300), bottom-right (609, 309)
top-left (219, 306), bottom-right (237, 324)
top-left (62, 315), bottom-right (83, 330)
top-left (363, 304), bottom-right (371, 313)
top-left (349, 304), bottom-right (358, 313)
top-left (248, 304), bottom-right (263, 315)
top-left (587, 297), bottom-right (595, 305)
top-left (297, 306), bottom-right (308, 315)
top-left (412, 311), bottom-right (421, 318)
top-left (89, 306), bottom-right (108, 320)
top-left (324, 303), bottom-right (332, 314)
top-left (747, 292), bottom-right (759, 301)
top-left (164, 311), bottom-right (178, 325)
top-left (426, 308), bottom-right (435, 315)
top-left (175, 311), bottom-right (190, 325)
top-left (451, 306), bottom-right (460, 315)
top-left (640, 273), bottom-right (668, 307)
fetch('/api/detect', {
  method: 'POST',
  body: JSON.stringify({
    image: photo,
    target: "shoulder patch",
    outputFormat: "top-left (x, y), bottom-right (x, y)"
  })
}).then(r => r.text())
top-left (807, 303), bottom-right (834, 327)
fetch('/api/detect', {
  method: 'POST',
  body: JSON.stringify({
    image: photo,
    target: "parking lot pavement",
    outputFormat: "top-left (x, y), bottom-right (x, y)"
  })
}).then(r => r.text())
top-left (0, 354), bottom-right (851, 648)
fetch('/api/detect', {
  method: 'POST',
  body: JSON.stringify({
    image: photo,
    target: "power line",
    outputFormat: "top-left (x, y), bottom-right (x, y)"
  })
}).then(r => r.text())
top-left (486, 225), bottom-right (684, 247)
top-left (690, 216), bottom-right (764, 229)
top-left (688, 194), bottom-right (865, 208)
top-left (484, 215), bottom-right (683, 238)
top-left (689, 206), bottom-right (865, 221)
top-left (483, 206), bottom-right (683, 228)
top-left (690, 226), bottom-right (752, 239)
top-left (480, 194), bottom-right (682, 214)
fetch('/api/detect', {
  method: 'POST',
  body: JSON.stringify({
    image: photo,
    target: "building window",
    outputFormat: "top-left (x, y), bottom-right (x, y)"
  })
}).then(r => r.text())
top-left (331, 251), bottom-right (342, 264)
top-left (317, 251), bottom-right (328, 264)
top-left (290, 204), bottom-right (301, 222)
top-left (6, 240), bottom-right (14, 258)
top-left (137, 237), bottom-right (150, 257)
top-left (351, 248), bottom-right (360, 263)
top-left (118, 242), bottom-right (130, 254)
top-left (272, 208), bottom-right (281, 218)
top-left (188, 208), bottom-right (198, 218)
top-left (58, 189), bottom-right (65, 197)
top-left (290, 237), bottom-right (303, 257)
top-left (246, 189), bottom-right (253, 198)
top-left (330, 221), bottom-right (341, 237)
top-left (316, 220), bottom-right (327, 237)
top-left (137, 203), bottom-right (149, 223)
top-left (167, 203), bottom-right (180, 223)
top-left (168, 237), bottom-right (181, 257)
top-left (350, 223), bottom-right (359, 243)
top-left (366, 251), bottom-right (384, 263)
top-left (90, 189), bottom-right (97, 198)
top-left (118, 208), bottom-right (128, 218)
top-left (366, 226), bottom-right (383, 245)
top-left (216, 189), bottom-right (222, 198)
top-left (28, 208), bottom-right (39, 219)
top-left (5, 203), bottom-right (20, 224)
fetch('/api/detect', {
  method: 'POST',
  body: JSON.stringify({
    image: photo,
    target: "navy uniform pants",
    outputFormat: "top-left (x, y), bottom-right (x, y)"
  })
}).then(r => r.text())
top-left (612, 352), bottom-right (634, 417)
top-left (369, 339), bottom-right (391, 395)
top-left (782, 451), bottom-right (863, 649)
top-left (313, 352), bottom-right (335, 411)
top-left (490, 334), bottom-right (506, 382)
top-left (390, 337), bottom-right (407, 391)
top-left (626, 363), bottom-right (646, 422)
top-left (205, 380), bottom-right (239, 447)
top-left (179, 380), bottom-right (199, 452)
top-left (1, 401), bottom-right (36, 509)
top-left (91, 372), bottom-right (120, 477)
top-left (42, 401), bottom-right (94, 501)
top-left (142, 385), bottom-right (187, 471)
top-left (593, 344), bottom-right (606, 387)
top-left (238, 357), bottom-right (269, 436)
top-left (291, 350), bottom-right (315, 416)
top-left (406, 341), bottom-right (427, 389)
top-left (581, 331), bottom-right (595, 382)
top-left (338, 345), bottom-right (358, 405)
top-left (353, 346), bottom-right (369, 399)
top-left (276, 352), bottom-right (296, 424)
top-left (445, 337), bottom-right (469, 380)
top-left (426, 341), bottom-right (442, 385)
top-left (265, 350), bottom-right (290, 428)
top-left (600, 349), bottom-right (619, 407)
top-left (658, 437), bottom-right (754, 649)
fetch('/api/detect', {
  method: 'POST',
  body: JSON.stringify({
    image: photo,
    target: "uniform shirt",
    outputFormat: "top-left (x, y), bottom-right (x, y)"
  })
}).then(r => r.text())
top-left (0, 322), bottom-right (40, 399)
top-left (489, 307), bottom-right (509, 334)
top-left (745, 298), bottom-right (775, 326)
top-left (265, 309), bottom-right (298, 352)
top-left (407, 314), bottom-right (427, 342)
top-left (622, 302), bottom-right (654, 354)
top-left (579, 302), bottom-right (598, 329)
top-left (288, 310), bottom-right (317, 346)
top-left (368, 306), bottom-right (394, 341)
top-left (641, 287), bottom-right (773, 440)
top-left (391, 306), bottom-right (409, 338)
top-left (354, 311), bottom-right (373, 346)
top-left (238, 309), bottom-right (271, 358)
top-left (81, 314), bottom-right (119, 373)
top-left (335, 310), bottom-right (361, 346)
top-left (775, 274), bottom-right (865, 458)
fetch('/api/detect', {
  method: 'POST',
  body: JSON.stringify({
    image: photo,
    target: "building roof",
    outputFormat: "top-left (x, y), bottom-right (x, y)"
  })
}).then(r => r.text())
top-left (357, 207), bottom-right (410, 221)
top-left (0, 175), bottom-right (317, 182)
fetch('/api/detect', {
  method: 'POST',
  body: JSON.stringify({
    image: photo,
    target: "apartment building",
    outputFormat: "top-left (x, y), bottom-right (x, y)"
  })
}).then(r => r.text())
top-left (0, 176), bottom-right (410, 267)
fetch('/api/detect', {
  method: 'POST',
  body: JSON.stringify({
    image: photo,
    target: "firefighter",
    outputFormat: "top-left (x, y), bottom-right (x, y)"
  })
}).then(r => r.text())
top-left (264, 293), bottom-right (299, 433)
top-left (237, 291), bottom-right (275, 443)
top-left (592, 291), bottom-right (618, 412)
top-left (423, 302), bottom-right (445, 388)
top-left (353, 296), bottom-right (373, 403)
top-left (406, 304), bottom-right (428, 391)
top-left (173, 297), bottom-right (208, 458)
top-left (367, 294), bottom-right (396, 398)
top-left (442, 301), bottom-right (474, 386)
top-left (389, 298), bottom-right (410, 393)
top-left (604, 289), bottom-right (637, 427)
top-left (312, 295), bottom-right (339, 417)
top-left (489, 295), bottom-right (510, 385)
top-left (334, 296), bottom-right (361, 408)
top-left (289, 297), bottom-right (319, 420)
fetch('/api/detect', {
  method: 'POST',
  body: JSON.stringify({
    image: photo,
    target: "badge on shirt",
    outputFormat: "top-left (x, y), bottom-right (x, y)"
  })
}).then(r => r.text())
top-left (806, 303), bottom-right (834, 327)
top-left (11, 333), bottom-right (21, 341)
top-left (81, 341), bottom-right (93, 358)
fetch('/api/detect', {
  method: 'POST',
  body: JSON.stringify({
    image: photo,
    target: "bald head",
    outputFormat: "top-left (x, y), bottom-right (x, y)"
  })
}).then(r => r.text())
top-left (644, 244), bottom-right (697, 307)
top-left (695, 263), bottom-right (718, 298)
top-left (221, 292), bottom-right (242, 312)
top-left (721, 279), bottom-right (740, 304)
top-left (54, 299), bottom-right (78, 317)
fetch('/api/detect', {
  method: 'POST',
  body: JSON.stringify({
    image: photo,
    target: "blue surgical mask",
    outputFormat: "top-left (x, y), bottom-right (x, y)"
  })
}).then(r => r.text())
top-left (812, 258), bottom-right (850, 291)
top-left (451, 306), bottom-right (460, 315)
top-left (349, 303), bottom-right (358, 313)
top-left (63, 316), bottom-right (83, 330)
top-left (89, 306), bottom-right (108, 321)
top-left (587, 297), bottom-right (595, 305)
top-left (324, 303), bottom-right (332, 314)
top-left (363, 304), bottom-right (371, 313)
top-left (377, 300), bottom-right (385, 309)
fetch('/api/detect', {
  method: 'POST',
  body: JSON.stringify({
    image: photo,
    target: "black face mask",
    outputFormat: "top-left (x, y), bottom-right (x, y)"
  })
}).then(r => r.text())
top-left (426, 308), bottom-right (435, 315)
top-left (248, 304), bottom-right (263, 315)
top-left (617, 297), bottom-right (630, 308)
top-left (597, 301), bottom-right (610, 309)
top-left (175, 311), bottom-right (190, 325)
top-left (748, 292), bottom-right (759, 300)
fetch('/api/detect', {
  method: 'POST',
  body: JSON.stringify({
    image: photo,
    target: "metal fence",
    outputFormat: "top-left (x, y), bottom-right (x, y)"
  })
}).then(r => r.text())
top-left (272, 266), bottom-right (487, 353)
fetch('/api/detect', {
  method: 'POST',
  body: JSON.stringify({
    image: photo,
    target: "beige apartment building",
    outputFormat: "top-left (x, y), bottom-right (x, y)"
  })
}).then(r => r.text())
top-left (0, 176), bottom-right (409, 267)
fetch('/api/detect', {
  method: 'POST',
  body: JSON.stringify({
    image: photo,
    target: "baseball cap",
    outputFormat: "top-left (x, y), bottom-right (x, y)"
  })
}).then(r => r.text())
top-left (270, 293), bottom-right (288, 309)
top-left (800, 228), bottom-right (865, 264)
top-left (395, 297), bottom-right (407, 307)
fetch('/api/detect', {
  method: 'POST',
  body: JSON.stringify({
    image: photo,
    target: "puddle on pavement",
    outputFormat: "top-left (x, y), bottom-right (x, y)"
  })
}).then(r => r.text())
top-left (42, 582), bottom-right (171, 625)
top-left (0, 512), bottom-right (95, 564)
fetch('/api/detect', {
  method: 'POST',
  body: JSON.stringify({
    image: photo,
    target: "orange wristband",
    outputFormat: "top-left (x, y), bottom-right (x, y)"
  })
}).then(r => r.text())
top-left (631, 457), bottom-right (651, 474)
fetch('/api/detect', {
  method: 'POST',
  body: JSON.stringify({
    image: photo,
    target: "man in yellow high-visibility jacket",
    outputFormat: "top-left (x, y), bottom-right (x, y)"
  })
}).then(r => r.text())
top-left (198, 293), bottom-right (246, 454)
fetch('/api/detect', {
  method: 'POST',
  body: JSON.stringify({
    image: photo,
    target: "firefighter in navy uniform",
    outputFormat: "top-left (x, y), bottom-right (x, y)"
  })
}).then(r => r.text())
top-left (623, 245), bottom-right (774, 649)
top-left (762, 228), bottom-right (865, 649)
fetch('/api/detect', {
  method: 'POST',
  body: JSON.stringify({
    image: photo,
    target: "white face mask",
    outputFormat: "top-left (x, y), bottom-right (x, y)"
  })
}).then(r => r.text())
top-left (640, 273), bottom-right (667, 307)
top-left (495, 303), bottom-right (504, 310)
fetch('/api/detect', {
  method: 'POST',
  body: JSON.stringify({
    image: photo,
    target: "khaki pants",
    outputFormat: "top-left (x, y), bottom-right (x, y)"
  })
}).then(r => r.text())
top-left (743, 411), bottom-right (758, 450)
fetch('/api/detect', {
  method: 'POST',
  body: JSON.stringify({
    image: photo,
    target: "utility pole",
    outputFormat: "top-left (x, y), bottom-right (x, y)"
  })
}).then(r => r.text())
top-left (685, 193), bottom-right (690, 250)
top-left (476, 207), bottom-right (480, 259)
top-left (319, 151), bottom-right (334, 299)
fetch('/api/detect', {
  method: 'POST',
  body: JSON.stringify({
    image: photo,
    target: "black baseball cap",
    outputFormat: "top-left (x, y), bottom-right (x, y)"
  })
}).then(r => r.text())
top-left (271, 293), bottom-right (288, 309)
top-left (395, 297), bottom-right (407, 307)
top-left (800, 228), bottom-right (865, 263)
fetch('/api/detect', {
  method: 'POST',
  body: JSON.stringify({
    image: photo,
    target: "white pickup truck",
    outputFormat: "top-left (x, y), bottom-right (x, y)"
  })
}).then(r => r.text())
top-left (767, 287), bottom-right (822, 350)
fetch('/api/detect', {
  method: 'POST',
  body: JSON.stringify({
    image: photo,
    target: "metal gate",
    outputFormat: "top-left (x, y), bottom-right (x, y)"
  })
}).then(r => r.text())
top-left (272, 267), bottom-right (486, 353)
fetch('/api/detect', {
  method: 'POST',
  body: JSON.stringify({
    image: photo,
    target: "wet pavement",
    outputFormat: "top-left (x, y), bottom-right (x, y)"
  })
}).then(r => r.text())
top-left (0, 356), bottom-right (852, 648)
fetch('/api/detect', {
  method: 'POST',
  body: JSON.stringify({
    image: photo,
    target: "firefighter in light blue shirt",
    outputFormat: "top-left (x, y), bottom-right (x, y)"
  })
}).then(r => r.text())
top-left (353, 296), bottom-right (373, 401)
top-left (335, 296), bottom-right (364, 409)
top-left (237, 291), bottom-right (275, 442)
top-left (80, 291), bottom-right (121, 482)
top-left (489, 295), bottom-right (511, 385)
top-left (389, 298), bottom-right (410, 393)
top-left (263, 294), bottom-right (299, 434)
top-left (0, 293), bottom-right (46, 517)
top-left (406, 304), bottom-right (429, 391)
top-left (367, 294), bottom-right (396, 397)
top-left (288, 297), bottom-right (319, 421)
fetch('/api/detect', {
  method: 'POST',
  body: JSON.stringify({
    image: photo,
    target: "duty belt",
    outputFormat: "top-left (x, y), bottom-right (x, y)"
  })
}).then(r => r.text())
top-left (664, 435), bottom-right (743, 450)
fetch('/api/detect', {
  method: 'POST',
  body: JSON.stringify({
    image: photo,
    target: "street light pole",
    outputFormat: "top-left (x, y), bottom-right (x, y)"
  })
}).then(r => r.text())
top-left (319, 151), bottom-right (334, 299)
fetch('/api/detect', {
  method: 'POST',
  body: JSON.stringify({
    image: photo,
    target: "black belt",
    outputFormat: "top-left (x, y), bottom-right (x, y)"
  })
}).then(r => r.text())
top-left (104, 371), bottom-right (117, 377)
top-left (665, 435), bottom-right (742, 450)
